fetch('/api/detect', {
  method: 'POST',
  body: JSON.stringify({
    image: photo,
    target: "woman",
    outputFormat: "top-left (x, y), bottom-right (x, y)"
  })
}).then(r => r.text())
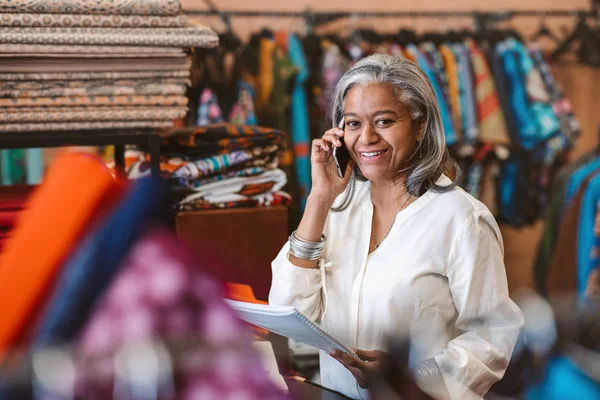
top-left (269, 54), bottom-right (523, 400)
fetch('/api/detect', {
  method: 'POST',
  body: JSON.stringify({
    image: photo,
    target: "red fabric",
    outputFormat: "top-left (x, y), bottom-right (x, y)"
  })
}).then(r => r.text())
top-left (0, 185), bottom-right (34, 211)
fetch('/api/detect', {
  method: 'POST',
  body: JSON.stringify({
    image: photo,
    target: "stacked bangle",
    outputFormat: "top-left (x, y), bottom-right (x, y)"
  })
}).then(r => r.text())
top-left (288, 230), bottom-right (327, 261)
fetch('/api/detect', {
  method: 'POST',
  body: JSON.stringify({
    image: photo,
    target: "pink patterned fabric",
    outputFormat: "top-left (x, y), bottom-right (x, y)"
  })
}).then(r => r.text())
top-left (75, 228), bottom-right (289, 399)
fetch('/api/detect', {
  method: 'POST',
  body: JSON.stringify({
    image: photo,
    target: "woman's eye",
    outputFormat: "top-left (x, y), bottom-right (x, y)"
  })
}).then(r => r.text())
top-left (346, 120), bottom-right (360, 128)
top-left (376, 119), bottom-right (393, 126)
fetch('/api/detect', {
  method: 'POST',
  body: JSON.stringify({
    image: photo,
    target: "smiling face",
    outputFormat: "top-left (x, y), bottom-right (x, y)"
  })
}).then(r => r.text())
top-left (343, 82), bottom-right (421, 184)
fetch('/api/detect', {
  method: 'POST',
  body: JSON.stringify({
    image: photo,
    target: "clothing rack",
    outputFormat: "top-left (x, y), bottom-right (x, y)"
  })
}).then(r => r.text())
top-left (185, 8), bottom-right (598, 33)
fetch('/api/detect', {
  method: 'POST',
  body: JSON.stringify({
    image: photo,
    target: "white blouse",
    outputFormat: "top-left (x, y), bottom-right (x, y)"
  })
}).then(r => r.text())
top-left (269, 175), bottom-right (523, 400)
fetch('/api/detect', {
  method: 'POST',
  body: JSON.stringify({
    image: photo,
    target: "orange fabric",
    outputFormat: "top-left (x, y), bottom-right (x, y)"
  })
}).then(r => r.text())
top-left (0, 152), bottom-right (124, 356)
top-left (225, 282), bottom-right (268, 305)
top-left (439, 45), bottom-right (462, 139)
top-left (257, 38), bottom-right (275, 115)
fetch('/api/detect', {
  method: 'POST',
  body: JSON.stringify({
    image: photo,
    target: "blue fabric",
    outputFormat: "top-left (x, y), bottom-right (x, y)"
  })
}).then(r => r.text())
top-left (527, 355), bottom-right (600, 400)
top-left (407, 44), bottom-right (457, 146)
top-left (25, 148), bottom-right (43, 185)
top-left (497, 42), bottom-right (538, 150)
top-left (288, 33), bottom-right (312, 211)
top-left (511, 40), bottom-right (560, 143)
top-left (565, 156), bottom-right (600, 207)
top-left (577, 174), bottom-right (600, 294)
top-left (499, 158), bottom-right (518, 224)
top-left (453, 44), bottom-right (478, 142)
top-left (34, 177), bottom-right (168, 344)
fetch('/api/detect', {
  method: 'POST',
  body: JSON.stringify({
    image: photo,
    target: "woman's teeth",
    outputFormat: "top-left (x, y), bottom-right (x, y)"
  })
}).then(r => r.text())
top-left (361, 151), bottom-right (383, 158)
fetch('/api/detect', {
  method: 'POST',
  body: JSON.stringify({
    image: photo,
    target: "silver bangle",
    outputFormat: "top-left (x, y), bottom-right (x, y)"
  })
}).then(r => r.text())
top-left (288, 230), bottom-right (326, 261)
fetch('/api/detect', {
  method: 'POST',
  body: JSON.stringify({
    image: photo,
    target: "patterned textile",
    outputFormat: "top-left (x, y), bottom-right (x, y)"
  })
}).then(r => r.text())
top-left (421, 42), bottom-right (451, 109)
top-left (0, 120), bottom-right (173, 132)
top-left (439, 44), bottom-right (463, 140)
top-left (0, 13), bottom-right (187, 27)
top-left (229, 81), bottom-right (257, 125)
top-left (529, 45), bottom-right (580, 145)
top-left (180, 168), bottom-right (287, 203)
top-left (0, 0), bottom-right (181, 15)
top-left (0, 43), bottom-right (183, 55)
top-left (0, 51), bottom-right (186, 58)
top-left (74, 228), bottom-right (290, 399)
top-left (161, 124), bottom-right (286, 158)
top-left (196, 88), bottom-right (224, 126)
top-left (465, 39), bottom-right (511, 145)
top-left (320, 43), bottom-right (349, 120)
top-left (0, 26), bottom-right (218, 48)
top-left (189, 166), bottom-right (266, 188)
top-left (0, 94), bottom-right (188, 107)
top-left (0, 57), bottom-right (191, 73)
top-left (453, 43), bottom-right (479, 142)
top-left (171, 147), bottom-right (280, 181)
top-left (0, 106), bottom-right (187, 122)
top-left (0, 78), bottom-right (189, 98)
top-left (179, 190), bottom-right (291, 210)
top-left (0, 70), bottom-right (190, 81)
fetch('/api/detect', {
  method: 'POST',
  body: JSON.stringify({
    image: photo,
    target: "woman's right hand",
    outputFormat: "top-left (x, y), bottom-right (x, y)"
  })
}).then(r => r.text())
top-left (310, 127), bottom-right (355, 203)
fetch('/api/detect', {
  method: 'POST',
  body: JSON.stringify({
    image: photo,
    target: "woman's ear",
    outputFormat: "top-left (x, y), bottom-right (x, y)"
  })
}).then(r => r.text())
top-left (415, 122), bottom-right (425, 142)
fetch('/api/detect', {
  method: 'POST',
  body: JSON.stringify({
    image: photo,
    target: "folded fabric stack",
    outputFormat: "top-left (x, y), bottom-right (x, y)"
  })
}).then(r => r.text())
top-left (127, 124), bottom-right (292, 210)
top-left (0, 0), bottom-right (218, 132)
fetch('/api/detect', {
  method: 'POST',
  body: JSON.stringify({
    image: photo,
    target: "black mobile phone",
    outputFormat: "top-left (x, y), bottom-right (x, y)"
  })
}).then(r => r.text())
top-left (333, 117), bottom-right (351, 178)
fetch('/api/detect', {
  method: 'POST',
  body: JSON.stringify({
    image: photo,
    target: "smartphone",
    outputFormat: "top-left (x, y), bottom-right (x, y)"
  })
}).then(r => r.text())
top-left (333, 117), bottom-right (351, 178)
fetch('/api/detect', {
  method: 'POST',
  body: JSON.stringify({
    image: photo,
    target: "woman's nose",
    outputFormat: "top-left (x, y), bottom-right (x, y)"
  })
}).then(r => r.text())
top-left (359, 124), bottom-right (379, 145)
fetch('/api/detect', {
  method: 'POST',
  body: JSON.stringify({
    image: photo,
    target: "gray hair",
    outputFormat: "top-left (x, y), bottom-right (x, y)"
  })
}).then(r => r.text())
top-left (330, 54), bottom-right (461, 212)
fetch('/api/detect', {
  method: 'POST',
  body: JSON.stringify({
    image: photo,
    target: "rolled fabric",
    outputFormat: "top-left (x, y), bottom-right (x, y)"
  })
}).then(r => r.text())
top-left (0, 13), bottom-right (188, 27)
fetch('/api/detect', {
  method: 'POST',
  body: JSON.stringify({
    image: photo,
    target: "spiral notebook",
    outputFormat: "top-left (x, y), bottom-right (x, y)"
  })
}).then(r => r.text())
top-left (226, 300), bottom-right (360, 359)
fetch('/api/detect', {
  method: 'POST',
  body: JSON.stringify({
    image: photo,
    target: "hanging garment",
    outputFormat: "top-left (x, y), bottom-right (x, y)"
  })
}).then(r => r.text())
top-left (529, 45), bottom-right (580, 144)
top-left (486, 48), bottom-right (520, 144)
top-left (197, 88), bottom-right (225, 126)
top-left (256, 37), bottom-right (275, 119)
top-left (0, 149), bottom-right (25, 185)
top-left (546, 171), bottom-right (600, 294)
top-left (405, 44), bottom-right (457, 146)
top-left (565, 157), bottom-right (600, 207)
top-left (439, 44), bottom-right (463, 139)
top-left (534, 152), bottom-right (597, 294)
top-left (452, 43), bottom-right (479, 142)
top-left (577, 174), bottom-right (600, 294)
top-left (510, 39), bottom-right (560, 145)
top-left (74, 228), bottom-right (290, 399)
top-left (0, 152), bottom-right (124, 355)
top-left (288, 33), bottom-right (311, 211)
top-left (229, 81), bottom-right (258, 125)
top-left (497, 42), bottom-right (539, 150)
top-left (465, 39), bottom-right (510, 145)
top-left (421, 42), bottom-right (452, 112)
top-left (321, 42), bottom-right (349, 121)
top-left (34, 177), bottom-right (168, 345)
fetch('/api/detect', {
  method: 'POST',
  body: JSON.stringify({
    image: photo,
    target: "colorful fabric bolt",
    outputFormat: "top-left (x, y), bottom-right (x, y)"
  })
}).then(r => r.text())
top-left (0, 152), bottom-right (124, 356)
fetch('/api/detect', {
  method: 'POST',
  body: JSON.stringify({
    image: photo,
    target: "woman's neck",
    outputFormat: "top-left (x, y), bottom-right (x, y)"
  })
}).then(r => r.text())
top-left (369, 176), bottom-right (413, 213)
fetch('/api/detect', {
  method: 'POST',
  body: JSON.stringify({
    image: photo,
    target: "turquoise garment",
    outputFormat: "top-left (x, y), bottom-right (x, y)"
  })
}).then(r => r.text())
top-left (288, 34), bottom-right (311, 211)
top-left (500, 157), bottom-right (518, 224)
top-left (0, 149), bottom-right (25, 185)
top-left (453, 44), bottom-right (478, 142)
top-left (497, 42), bottom-right (538, 150)
top-left (564, 156), bottom-right (600, 207)
top-left (577, 173), bottom-right (600, 294)
top-left (406, 44), bottom-right (457, 146)
top-left (527, 356), bottom-right (600, 400)
top-left (511, 40), bottom-right (560, 143)
top-left (25, 148), bottom-right (43, 184)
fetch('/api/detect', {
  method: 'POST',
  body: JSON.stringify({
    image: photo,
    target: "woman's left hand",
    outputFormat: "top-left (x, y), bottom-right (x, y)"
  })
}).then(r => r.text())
top-left (329, 349), bottom-right (387, 388)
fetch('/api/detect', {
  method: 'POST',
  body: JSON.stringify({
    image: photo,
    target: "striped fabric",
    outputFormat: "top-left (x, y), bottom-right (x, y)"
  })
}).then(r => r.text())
top-left (466, 39), bottom-right (511, 145)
